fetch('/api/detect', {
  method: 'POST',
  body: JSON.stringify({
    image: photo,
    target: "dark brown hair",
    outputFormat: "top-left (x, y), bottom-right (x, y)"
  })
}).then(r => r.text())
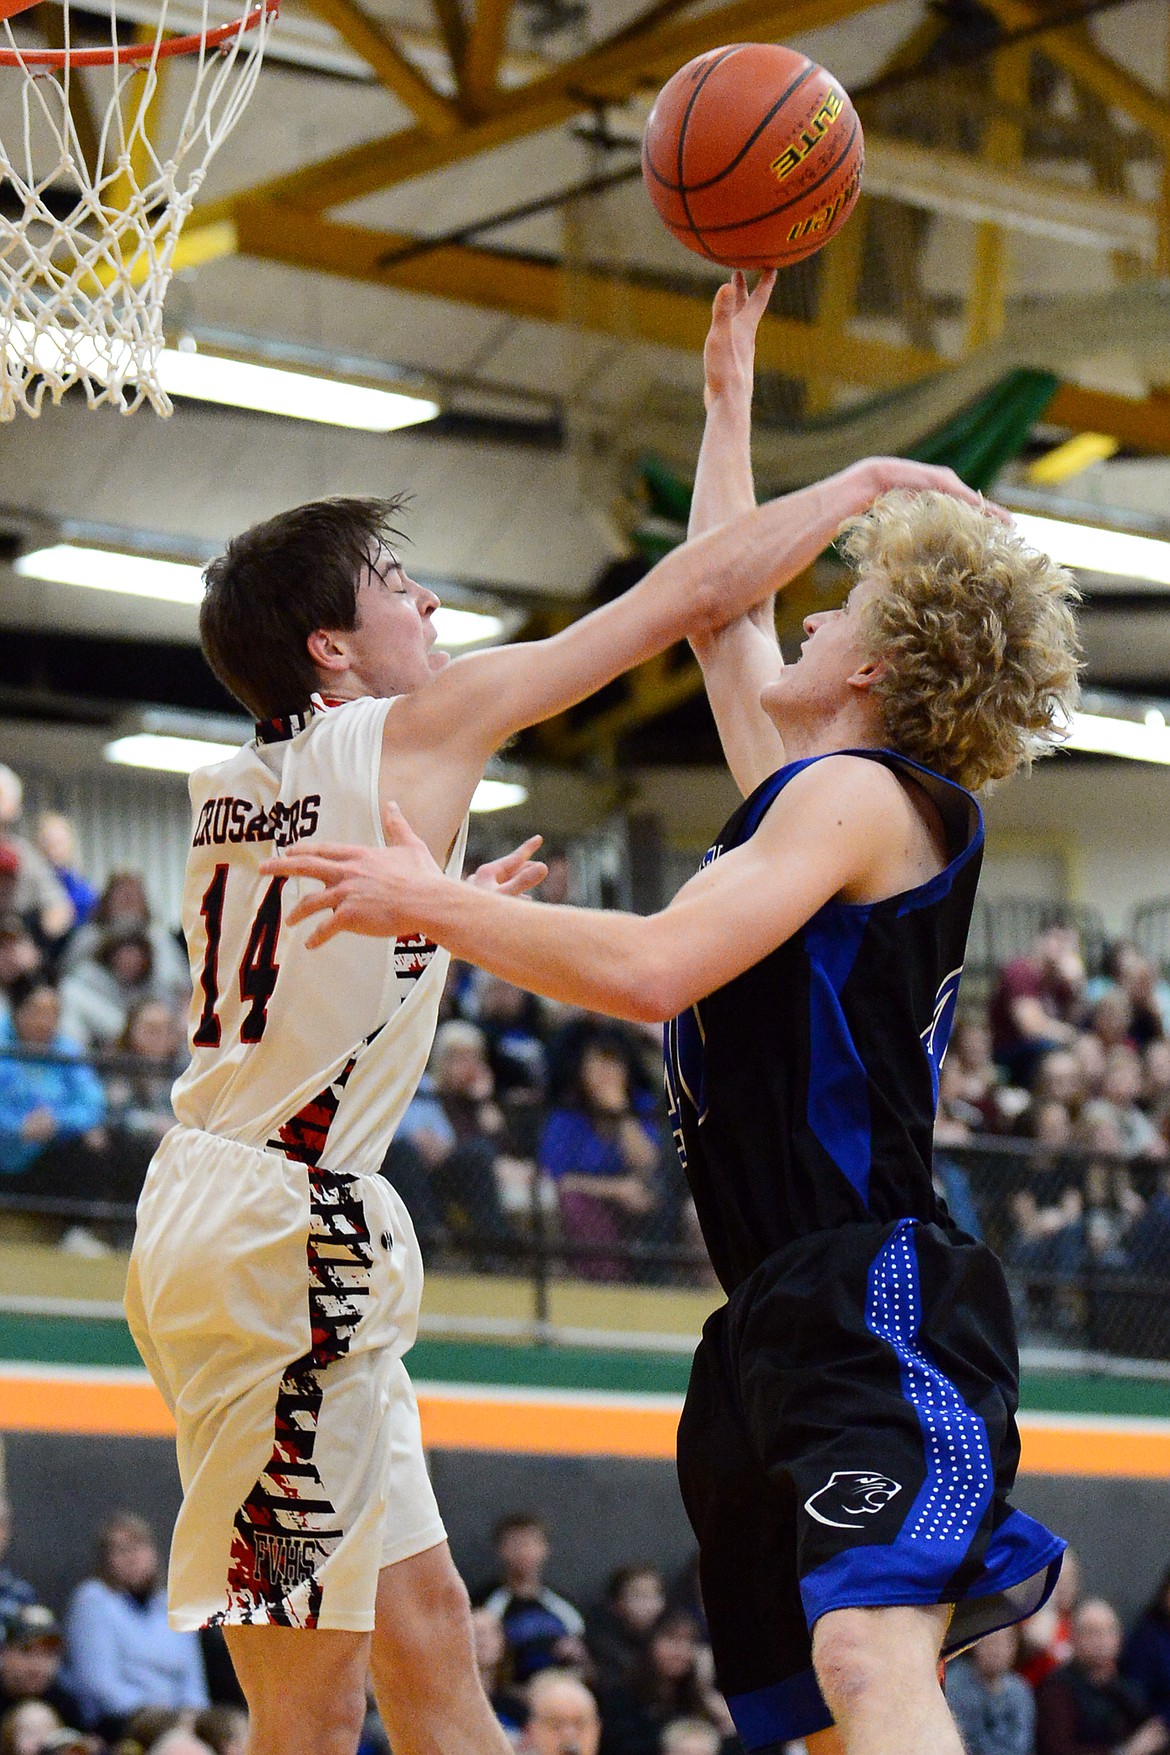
top-left (199, 496), bottom-right (409, 719)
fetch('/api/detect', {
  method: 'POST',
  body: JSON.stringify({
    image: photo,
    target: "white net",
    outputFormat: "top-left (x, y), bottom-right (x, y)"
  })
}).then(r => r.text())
top-left (0, 0), bottom-right (276, 417)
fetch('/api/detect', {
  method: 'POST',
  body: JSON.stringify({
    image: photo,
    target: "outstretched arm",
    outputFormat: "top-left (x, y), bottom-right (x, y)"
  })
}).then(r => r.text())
top-left (687, 271), bottom-right (788, 797)
top-left (389, 456), bottom-right (988, 776)
top-left (265, 758), bottom-right (901, 1023)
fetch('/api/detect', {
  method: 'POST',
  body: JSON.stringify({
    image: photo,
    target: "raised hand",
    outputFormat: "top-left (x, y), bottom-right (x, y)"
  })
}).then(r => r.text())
top-left (703, 268), bottom-right (777, 410)
top-left (468, 836), bottom-right (548, 897)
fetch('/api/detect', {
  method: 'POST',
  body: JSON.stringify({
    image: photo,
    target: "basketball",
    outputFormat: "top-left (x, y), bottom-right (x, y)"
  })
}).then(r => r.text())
top-left (641, 43), bottom-right (864, 270)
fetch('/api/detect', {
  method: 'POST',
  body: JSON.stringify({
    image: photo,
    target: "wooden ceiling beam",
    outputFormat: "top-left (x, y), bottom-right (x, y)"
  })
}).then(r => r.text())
top-left (230, 203), bottom-right (942, 387)
top-left (195, 0), bottom-right (882, 218)
top-left (965, 44), bottom-right (1029, 350)
top-left (430, 0), bottom-right (467, 81)
top-left (861, 131), bottom-right (1153, 253)
top-left (302, 0), bottom-right (462, 134)
top-left (1045, 385), bottom-right (1170, 455)
top-left (980, 0), bottom-right (1170, 153)
top-left (460, 0), bottom-right (514, 113)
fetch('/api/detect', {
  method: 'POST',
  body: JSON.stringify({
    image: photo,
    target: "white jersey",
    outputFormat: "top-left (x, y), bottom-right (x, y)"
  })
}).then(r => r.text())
top-left (171, 695), bottom-right (467, 1177)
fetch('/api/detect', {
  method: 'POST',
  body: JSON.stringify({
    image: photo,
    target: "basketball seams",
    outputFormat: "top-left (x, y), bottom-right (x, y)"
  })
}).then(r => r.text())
top-left (689, 112), bottom-right (862, 237)
top-left (682, 116), bottom-right (860, 266)
top-left (642, 42), bottom-right (864, 270)
top-left (641, 43), bottom-right (739, 188)
top-left (674, 46), bottom-right (739, 262)
top-left (646, 56), bottom-right (818, 196)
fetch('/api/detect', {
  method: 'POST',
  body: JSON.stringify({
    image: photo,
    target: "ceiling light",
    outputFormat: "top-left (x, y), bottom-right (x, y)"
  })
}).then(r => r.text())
top-left (1012, 512), bottom-right (1170, 586)
top-left (432, 605), bottom-right (506, 647)
top-left (105, 733), bottom-right (242, 773)
top-left (1061, 711), bottom-right (1170, 764)
top-left (471, 778), bottom-right (528, 812)
top-left (5, 319), bottom-right (440, 430)
top-left (15, 544), bottom-right (205, 604)
top-left (156, 348), bottom-right (439, 431)
top-left (16, 545), bottom-right (502, 638)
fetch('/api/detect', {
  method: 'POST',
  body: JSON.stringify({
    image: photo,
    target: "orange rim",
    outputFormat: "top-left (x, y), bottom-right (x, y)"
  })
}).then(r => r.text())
top-left (0, 0), bottom-right (276, 67)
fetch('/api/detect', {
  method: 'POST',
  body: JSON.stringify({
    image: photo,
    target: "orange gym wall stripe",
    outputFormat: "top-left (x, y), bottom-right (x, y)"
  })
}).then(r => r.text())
top-left (3, 1370), bottom-right (1170, 1478)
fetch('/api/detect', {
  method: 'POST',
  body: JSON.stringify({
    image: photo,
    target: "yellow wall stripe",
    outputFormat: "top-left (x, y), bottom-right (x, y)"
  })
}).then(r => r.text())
top-left (3, 1367), bottom-right (1170, 1478)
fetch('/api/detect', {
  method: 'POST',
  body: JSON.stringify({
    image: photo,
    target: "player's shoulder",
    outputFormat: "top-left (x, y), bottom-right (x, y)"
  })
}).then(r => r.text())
top-left (189, 739), bottom-right (261, 801)
top-left (287, 694), bottom-right (394, 765)
top-left (310, 694), bottom-right (393, 735)
top-left (771, 752), bottom-right (904, 818)
top-left (748, 755), bottom-right (915, 873)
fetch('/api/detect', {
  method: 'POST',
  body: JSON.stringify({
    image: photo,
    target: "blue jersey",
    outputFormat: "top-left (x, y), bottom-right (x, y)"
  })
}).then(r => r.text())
top-left (665, 747), bottom-right (984, 1295)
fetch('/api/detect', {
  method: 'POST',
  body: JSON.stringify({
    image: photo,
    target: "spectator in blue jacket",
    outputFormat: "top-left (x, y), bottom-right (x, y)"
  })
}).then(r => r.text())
top-left (539, 1032), bottom-right (662, 1282)
top-left (0, 977), bottom-right (105, 1187)
top-left (1123, 1565), bottom-right (1170, 1724)
top-left (62, 1512), bottom-right (207, 1737)
top-left (34, 814), bottom-right (97, 932)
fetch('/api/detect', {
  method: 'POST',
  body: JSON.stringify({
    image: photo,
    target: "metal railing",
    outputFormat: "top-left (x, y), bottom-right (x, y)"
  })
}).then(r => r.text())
top-left (3, 1043), bottom-right (1170, 1365)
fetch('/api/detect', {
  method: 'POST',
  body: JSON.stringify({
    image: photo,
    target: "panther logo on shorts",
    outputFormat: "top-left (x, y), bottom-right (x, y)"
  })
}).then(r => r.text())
top-left (804, 1470), bottom-right (903, 1530)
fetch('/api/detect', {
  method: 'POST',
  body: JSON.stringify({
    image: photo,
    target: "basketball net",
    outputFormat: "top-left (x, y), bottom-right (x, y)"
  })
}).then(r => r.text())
top-left (0, 0), bottom-right (277, 418)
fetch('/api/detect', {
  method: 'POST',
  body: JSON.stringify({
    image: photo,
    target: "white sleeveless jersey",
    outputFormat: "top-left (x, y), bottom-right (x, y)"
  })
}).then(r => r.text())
top-left (171, 696), bottom-right (467, 1177)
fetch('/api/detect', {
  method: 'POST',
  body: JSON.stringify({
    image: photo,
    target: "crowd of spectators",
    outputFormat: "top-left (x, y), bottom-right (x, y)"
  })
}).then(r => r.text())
top-left (0, 769), bottom-right (193, 1252)
top-left (5, 1484), bottom-right (1170, 1755)
top-left (932, 923), bottom-right (1170, 1342)
top-left (0, 763), bottom-right (702, 1275)
top-left (5, 756), bottom-right (1170, 1316)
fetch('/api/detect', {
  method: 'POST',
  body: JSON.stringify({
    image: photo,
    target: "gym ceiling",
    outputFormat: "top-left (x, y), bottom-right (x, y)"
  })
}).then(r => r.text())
top-left (0, 0), bottom-right (1168, 771)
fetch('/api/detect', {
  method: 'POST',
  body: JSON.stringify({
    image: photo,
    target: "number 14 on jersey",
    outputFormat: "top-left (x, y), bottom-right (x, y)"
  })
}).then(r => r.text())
top-left (193, 865), bottom-right (286, 1048)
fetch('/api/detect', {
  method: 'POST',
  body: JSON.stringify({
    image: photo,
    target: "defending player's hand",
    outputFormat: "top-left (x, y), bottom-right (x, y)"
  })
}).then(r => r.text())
top-left (264, 802), bottom-right (447, 948)
top-left (468, 836), bottom-right (548, 897)
top-left (837, 458), bottom-right (1012, 525)
top-left (703, 268), bottom-right (776, 410)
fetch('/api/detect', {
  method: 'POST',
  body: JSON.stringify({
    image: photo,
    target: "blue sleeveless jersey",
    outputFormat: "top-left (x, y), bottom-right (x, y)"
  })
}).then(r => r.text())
top-left (664, 748), bottom-right (984, 1296)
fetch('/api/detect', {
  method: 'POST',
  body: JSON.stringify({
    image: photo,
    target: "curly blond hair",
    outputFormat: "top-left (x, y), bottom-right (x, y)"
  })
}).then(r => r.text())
top-left (840, 490), bottom-right (1083, 791)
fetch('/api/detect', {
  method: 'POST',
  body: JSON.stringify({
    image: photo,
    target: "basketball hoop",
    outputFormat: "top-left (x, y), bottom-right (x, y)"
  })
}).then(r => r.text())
top-left (0, 0), bottom-right (278, 418)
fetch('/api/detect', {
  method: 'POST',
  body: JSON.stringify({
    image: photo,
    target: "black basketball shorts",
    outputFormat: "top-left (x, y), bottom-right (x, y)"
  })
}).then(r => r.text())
top-left (676, 1216), bottom-right (1065, 1750)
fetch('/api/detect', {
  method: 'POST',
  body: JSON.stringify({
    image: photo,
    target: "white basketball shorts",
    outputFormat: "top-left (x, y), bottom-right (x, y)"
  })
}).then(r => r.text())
top-left (125, 1125), bottom-right (446, 1632)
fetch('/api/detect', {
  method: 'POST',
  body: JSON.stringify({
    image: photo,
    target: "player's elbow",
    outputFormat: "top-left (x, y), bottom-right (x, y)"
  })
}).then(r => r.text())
top-left (620, 943), bottom-right (689, 1024)
top-left (685, 568), bottom-right (730, 640)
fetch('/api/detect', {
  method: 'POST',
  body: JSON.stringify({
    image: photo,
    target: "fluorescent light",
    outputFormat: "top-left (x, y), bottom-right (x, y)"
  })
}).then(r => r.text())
top-left (107, 727), bottom-right (525, 798)
top-left (3, 320), bottom-right (438, 430)
top-left (16, 547), bottom-right (498, 639)
top-left (432, 605), bottom-right (505, 647)
top-left (156, 348), bottom-right (439, 431)
top-left (1062, 711), bottom-right (1170, 764)
top-left (471, 778), bottom-right (527, 812)
top-left (1013, 512), bottom-right (1170, 586)
top-left (16, 543), bottom-right (205, 604)
top-left (105, 733), bottom-right (242, 773)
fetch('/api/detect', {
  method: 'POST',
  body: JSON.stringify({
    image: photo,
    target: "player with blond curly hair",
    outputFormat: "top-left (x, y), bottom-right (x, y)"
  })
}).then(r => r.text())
top-left (269, 275), bottom-right (1081, 1755)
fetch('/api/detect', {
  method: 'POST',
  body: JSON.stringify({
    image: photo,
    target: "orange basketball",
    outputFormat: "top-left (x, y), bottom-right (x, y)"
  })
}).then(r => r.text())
top-left (642, 43), bottom-right (864, 269)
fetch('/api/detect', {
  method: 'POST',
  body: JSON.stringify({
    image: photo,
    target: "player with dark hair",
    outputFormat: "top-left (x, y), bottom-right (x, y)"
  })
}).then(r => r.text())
top-left (127, 450), bottom-right (985, 1755)
top-left (268, 277), bottom-right (1078, 1755)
